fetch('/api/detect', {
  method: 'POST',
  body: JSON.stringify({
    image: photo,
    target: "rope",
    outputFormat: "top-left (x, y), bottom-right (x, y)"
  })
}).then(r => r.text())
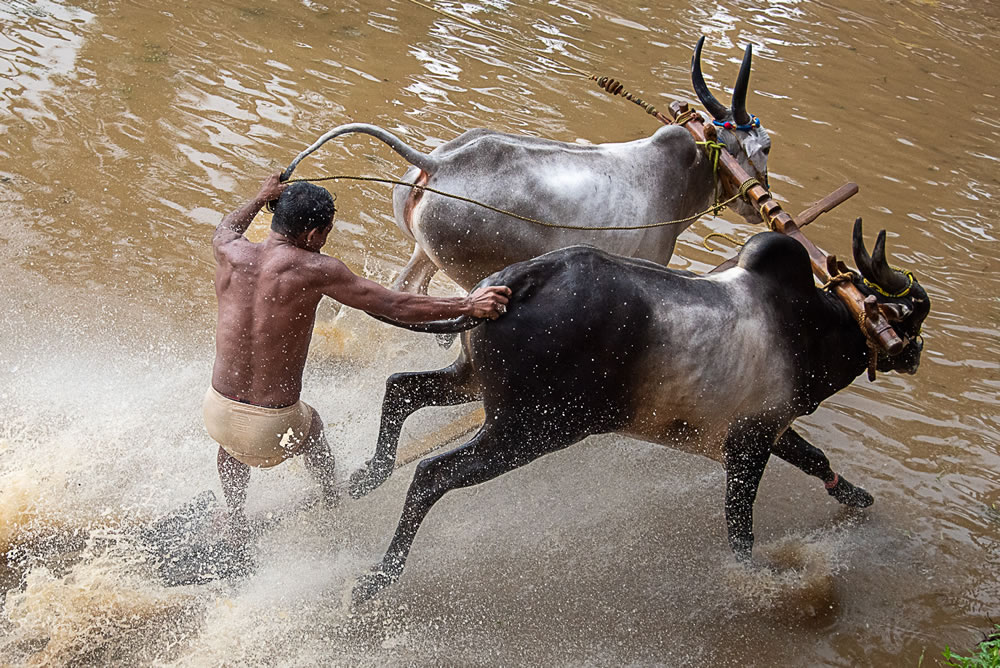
top-left (820, 271), bottom-right (855, 291)
top-left (673, 109), bottom-right (701, 126)
top-left (862, 268), bottom-right (915, 298)
top-left (702, 232), bottom-right (744, 251)
top-left (696, 139), bottom-right (726, 214)
top-left (857, 309), bottom-right (881, 382)
top-left (285, 174), bottom-right (745, 231)
top-left (759, 202), bottom-right (779, 231)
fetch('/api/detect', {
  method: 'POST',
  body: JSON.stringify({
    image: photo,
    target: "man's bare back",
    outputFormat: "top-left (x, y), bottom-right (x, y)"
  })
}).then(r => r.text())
top-left (206, 173), bottom-right (509, 524)
top-left (212, 173), bottom-right (510, 408)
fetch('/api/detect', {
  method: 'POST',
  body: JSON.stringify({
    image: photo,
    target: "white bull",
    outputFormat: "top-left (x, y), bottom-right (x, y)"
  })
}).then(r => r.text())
top-left (282, 38), bottom-right (771, 292)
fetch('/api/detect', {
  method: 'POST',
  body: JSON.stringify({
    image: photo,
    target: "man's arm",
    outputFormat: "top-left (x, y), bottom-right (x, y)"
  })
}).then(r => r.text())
top-left (316, 256), bottom-right (510, 322)
top-left (213, 172), bottom-right (286, 252)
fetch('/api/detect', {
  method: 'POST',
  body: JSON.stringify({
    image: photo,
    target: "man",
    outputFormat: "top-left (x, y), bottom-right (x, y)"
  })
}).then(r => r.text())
top-left (204, 172), bottom-right (510, 531)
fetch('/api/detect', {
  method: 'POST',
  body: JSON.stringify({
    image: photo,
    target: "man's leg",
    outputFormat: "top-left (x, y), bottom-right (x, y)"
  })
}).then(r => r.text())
top-left (217, 446), bottom-right (251, 533)
top-left (302, 409), bottom-right (338, 508)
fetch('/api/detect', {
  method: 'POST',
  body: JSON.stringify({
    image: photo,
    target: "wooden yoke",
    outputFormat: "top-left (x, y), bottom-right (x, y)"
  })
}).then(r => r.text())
top-left (667, 101), bottom-right (903, 356)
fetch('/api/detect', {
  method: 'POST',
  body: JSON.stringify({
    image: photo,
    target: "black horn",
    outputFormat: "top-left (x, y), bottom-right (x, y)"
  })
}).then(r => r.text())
top-left (852, 218), bottom-right (910, 294)
top-left (691, 36), bottom-right (728, 120)
top-left (731, 43), bottom-right (753, 125)
top-left (852, 218), bottom-right (876, 282)
top-left (870, 230), bottom-right (910, 294)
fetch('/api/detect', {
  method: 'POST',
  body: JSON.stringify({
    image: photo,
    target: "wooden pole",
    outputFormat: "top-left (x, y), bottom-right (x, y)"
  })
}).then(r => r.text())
top-left (709, 182), bottom-right (858, 273)
top-left (667, 101), bottom-right (902, 355)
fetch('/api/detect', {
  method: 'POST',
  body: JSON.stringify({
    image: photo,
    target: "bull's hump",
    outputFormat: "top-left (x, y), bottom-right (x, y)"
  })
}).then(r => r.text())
top-left (737, 232), bottom-right (815, 293)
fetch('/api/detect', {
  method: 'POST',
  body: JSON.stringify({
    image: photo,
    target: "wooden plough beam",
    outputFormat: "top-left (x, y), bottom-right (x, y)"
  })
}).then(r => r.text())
top-left (666, 101), bottom-right (903, 355)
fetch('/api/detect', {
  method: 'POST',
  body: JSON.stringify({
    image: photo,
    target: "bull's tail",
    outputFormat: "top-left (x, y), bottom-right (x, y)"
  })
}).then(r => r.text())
top-left (281, 123), bottom-right (436, 181)
top-left (365, 312), bottom-right (482, 334)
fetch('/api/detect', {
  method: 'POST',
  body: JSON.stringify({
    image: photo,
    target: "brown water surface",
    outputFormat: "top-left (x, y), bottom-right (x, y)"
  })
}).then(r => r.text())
top-left (1, 0), bottom-right (998, 665)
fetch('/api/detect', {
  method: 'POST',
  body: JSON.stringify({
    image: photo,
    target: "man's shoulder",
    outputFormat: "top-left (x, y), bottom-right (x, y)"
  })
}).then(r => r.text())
top-left (259, 245), bottom-right (347, 283)
top-left (212, 228), bottom-right (252, 256)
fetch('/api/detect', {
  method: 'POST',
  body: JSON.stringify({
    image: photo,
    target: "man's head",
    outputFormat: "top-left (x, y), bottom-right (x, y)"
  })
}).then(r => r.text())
top-left (270, 182), bottom-right (336, 243)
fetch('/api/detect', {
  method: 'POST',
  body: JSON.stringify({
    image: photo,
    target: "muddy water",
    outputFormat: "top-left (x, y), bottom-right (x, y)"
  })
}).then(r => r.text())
top-left (1, 0), bottom-right (998, 665)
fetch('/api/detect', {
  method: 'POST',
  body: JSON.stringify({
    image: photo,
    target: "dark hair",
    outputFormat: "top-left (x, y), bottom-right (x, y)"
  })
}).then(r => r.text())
top-left (269, 182), bottom-right (336, 237)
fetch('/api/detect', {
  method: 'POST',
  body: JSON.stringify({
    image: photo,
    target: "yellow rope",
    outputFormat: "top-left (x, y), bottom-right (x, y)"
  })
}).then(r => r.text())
top-left (286, 174), bottom-right (749, 231)
top-left (692, 139), bottom-right (729, 214)
top-left (673, 109), bottom-right (700, 126)
top-left (758, 202), bottom-right (779, 231)
top-left (862, 268), bottom-right (915, 298)
top-left (702, 232), bottom-right (744, 251)
top-left (820, 271), bottom-right (855, 291)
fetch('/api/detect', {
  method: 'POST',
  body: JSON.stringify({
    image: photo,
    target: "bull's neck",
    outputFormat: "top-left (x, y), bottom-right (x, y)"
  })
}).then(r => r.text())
top-left (796, 289), bottom-right (872, 411)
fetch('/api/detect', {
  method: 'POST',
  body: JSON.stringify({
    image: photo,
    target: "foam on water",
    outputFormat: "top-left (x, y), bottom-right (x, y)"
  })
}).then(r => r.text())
top-left (3, 530), bottom-right (201, 666)
top-left (723, 530), bottom-right (847, 621)
top-left (0, 305), bottom-right (465, 665)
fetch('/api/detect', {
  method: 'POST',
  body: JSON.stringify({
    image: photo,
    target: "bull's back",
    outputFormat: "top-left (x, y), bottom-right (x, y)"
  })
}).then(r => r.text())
top-left (464, 247), bottom-right (793, 459)
top-left (393, 126), bottom-right (712, 288)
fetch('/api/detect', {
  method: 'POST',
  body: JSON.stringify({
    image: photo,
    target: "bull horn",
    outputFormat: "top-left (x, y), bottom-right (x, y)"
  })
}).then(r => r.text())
top-left (691, 37), bottom-right (728, 120)
top-left (731, 43), bottom-right (753, 125)
top-left (852, 217), bottom-right (876, 282)
top-left (870, 230), bottom-right (910, 294)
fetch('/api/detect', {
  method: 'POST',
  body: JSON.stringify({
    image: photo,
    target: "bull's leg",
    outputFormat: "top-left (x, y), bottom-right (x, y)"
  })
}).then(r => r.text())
top-left (723, 433), bottom-right (772, 562)
top-left (770, 428), bottom-right (874, 508)
top-left (391, 243), bottom-right (459, 347)
top-left (352, 424), bottom-right (558, 605)
top-left (349, 358), bottom-right (480, 499)
top-left (391, 243), bottom-right (438, 295)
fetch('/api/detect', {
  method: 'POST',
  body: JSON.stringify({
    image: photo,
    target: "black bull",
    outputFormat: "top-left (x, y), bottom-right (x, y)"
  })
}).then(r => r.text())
top-left (351, 221), bottom-right (930, 604)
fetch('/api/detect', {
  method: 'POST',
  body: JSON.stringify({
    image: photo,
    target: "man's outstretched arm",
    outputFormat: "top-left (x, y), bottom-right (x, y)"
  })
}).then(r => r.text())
top-left (316, 256), bottom-right (510, 322)
top-left (213, 172), bottom-right (286, 252)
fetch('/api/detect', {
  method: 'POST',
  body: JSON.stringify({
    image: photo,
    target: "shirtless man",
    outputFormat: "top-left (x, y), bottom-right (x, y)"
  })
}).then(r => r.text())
top-left (204, 172), bottom-right (510, 530)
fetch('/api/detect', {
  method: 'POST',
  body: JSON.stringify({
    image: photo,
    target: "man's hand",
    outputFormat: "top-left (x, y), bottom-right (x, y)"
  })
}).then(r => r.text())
top-left (466, 286), bottom-right (512, 319)
top-left (255, 171), bottom-right (287, 206)
top-left (215, 172), bottom-right (289, 246)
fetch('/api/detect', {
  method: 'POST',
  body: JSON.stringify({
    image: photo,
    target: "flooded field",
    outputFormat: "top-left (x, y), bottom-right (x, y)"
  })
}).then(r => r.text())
top-left (1, 0), bottom-right (998, 665)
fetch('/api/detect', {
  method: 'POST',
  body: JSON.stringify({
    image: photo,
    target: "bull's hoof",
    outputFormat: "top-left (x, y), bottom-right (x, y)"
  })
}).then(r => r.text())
top-left (827, 475), bottom-right (874, 508)
top-left (348, 461), bottom-right (392, 499)
top-left (352, 562), bottom-right (401, 606)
